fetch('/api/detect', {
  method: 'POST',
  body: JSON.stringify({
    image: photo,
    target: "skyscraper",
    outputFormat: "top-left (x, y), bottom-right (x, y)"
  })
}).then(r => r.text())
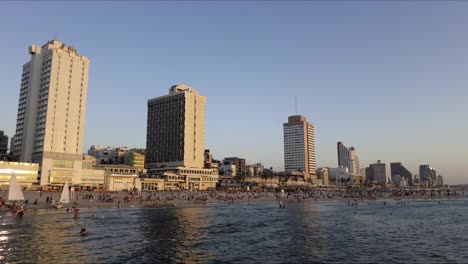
top-left (390, 162), bottom-right (413, 185)
top-left (145, 85), bottom-right (218, 190)
top-left (0, 131), bottom-right (8, 160)
top-left (146, 85), bottom-right (206, 169)
top-left (283, 115), bottom-right (316, 178)
top-left (337, 142), bottom-right (349, 168)
top-left (370, 160), bottom-right (387, 186)
top-left (12, 40), bottom-right (90, 185)
top-left (337, 142), bottom-right (360, 175)
top-left (419, 165), bottom-right (437, 187)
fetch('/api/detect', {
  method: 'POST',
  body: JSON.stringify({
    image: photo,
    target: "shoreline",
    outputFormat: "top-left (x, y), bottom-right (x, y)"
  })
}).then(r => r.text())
top-left (1, 190), bottom-right (466, 214)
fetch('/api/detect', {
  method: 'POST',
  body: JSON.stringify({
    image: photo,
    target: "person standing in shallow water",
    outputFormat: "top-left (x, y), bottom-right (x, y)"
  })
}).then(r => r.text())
top-left (74, 208), bottom-right (80, 219)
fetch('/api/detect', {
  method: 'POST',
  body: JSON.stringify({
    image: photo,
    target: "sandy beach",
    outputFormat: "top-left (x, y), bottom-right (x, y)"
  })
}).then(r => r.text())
top-left (1, 189), bottom-right (465, 214)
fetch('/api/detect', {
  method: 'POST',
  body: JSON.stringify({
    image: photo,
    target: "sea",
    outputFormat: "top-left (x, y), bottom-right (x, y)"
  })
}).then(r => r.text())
top-left (1, 199), bottom-right (467, 263)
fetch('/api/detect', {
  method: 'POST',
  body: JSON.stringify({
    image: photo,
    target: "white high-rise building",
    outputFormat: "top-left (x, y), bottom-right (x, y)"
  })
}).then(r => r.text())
top-left (283, 115), bottom-right (316, 179)
top-left (12, 40), bottom-right (90, 186)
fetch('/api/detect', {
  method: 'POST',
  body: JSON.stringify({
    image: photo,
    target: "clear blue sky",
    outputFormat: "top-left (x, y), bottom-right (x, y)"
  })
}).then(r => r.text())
top-left (1, 2), bottom-right (467, 184)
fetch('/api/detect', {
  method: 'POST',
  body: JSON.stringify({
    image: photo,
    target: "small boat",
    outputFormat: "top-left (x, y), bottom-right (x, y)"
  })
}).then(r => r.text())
top-left (8, 173), bottom-right (25, 216)
top-left (52, 180), bottom-right (70, 209)
top-left (8, 173), bottom-right (25, 202)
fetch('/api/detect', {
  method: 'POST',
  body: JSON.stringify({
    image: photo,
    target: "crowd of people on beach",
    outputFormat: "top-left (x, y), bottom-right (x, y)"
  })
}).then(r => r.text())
top-left (0, 186), bottom-right (465, 219)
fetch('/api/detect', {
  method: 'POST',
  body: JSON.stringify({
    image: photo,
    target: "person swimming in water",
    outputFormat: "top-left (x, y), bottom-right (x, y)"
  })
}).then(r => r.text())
top-left (80, 228), bottom-right (87, 235)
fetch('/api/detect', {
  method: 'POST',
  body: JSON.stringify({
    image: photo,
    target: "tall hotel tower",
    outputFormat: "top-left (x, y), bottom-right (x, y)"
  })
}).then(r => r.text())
top-left (145, 85), bottom-right (218, 190)
top-left (146, 85), bottom-right (206, 169)
top-left (283, 115), bottom-right (316, 179)
top-left (12, 40), bottom-right (89, 185)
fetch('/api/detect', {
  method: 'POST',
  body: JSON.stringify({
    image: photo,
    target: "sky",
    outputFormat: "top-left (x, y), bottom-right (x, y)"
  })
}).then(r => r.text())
top-left (0, 2), bottom-right (467, 184)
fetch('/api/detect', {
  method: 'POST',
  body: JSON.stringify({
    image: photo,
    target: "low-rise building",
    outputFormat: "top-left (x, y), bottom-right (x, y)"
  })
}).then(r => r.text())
top-left (124, 150), bottom-right (145, 173)
top-left (148, 167), bottom-right (218, 190)
top-left (139, 177), bottom-right (166, 191)
top-left (254, 163), bottom-right (264, 177)
top-left (81, 155), bottom-right (105, 189)
top-left (224, 157), bottom-right (246, 177)
top-left (219, 163), bottom-right (236, 177)
top-left (0, 161), bottom-right (39, 190)
top-left (101, 164), bottom-right (139, 191)
top-left (329, 166), bottom-right (350, 185)
top-left (316, 167), bottom-right (330, 186)
top-left (246, 165), bottom-right (255, 177)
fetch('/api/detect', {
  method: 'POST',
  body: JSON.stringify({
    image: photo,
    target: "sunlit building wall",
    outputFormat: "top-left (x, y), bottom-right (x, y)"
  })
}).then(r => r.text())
top-left (0, 161), bottom-right (39, 189)
top-left (11, 40), bottom-right (90, 186)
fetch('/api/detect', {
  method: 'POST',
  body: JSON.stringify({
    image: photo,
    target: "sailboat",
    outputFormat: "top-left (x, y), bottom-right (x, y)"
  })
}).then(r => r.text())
top-left (5, 173), bottom-right (25, 215)
top-left (8, 173), bottom-right (25, 202)
top-left (53, 180), bottom-right (70, 209)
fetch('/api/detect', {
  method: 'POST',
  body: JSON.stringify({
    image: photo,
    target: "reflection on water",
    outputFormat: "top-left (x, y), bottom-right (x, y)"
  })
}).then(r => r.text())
top-left (1, 200), bottom-right (467, 263)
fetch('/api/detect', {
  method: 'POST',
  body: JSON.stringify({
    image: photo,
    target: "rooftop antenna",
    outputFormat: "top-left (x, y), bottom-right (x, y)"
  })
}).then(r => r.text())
top-left (295, 96), bottom-right (298, 115)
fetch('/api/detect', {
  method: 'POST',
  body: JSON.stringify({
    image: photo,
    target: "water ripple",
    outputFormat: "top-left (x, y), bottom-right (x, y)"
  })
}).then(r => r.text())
top-left (0, 200), bottom-right (467, 263)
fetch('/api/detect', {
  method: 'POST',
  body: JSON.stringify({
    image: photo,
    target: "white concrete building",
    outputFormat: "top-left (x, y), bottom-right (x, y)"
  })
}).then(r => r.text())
top-left (328, 166), bottom-right (350, 185)
top-left (102, 165), bottom-right (139, 191)
top-left (316, 167), bottom-right (330, 186)
top-left (219, 164), bottom-right (236, 177)
top-left (11, 40), bottom-right (90, 186)
top-left (283, 115), bottom-right (316, 179)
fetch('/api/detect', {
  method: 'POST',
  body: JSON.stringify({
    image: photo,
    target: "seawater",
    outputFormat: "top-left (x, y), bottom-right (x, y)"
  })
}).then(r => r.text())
top-left (1, 200), bottom-right (467, 263)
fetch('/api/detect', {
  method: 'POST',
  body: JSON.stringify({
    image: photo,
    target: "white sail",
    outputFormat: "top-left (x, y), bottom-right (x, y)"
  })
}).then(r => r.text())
top-left (8, 174), bottom-right (25, 201)
top-left (59, 180), bottom-right (70, 204)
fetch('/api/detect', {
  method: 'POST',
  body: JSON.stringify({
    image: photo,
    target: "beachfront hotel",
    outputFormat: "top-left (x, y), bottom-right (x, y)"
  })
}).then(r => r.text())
top-left (11, 40), bottom-right (90, 186)
top-left (283, 115), bottom-right (316, 180)
top-left (145, 85), bottom-right (218, 190)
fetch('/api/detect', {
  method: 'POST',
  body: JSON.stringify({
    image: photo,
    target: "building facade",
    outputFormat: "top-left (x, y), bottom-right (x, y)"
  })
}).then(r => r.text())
top-left (224, 157), bottom-right (246, 177)
top-left (419, 165), bottom-right (437, 187)
top-left (203, 149), bottom-right (220, 170)
top-left (0, 131), bottom-right (8, 160)
top-left (435, 175), bottom-right (444, 187)
top-left (11, 40), bottom-right (90, 186)
top-left (390, 162), bottom-right (413, 186)
top-left (283, 115), bottom-right (316, 179)
top-left (145, 85), bottom-right (218, 190)
top-left (81, 155), bottom-right (105, 189)
top-left (328, 166), bottom-right (350, 185)
top-left (316, 167), bottom-right (330, 186)
top-left (254, 163), bottom-right (264, 177)
top-left (146, 85), bottom-right (206, 169)
top-left (0, 161), bottom-right (39, 190)
top-left (219, 163), bottom-right (236, 177)
top-left (337, 142), bottom-right (360, 176)
top-left (123, 149), bottom-right (145, 173)
top-left (370, 160), bottom-right (387, 186)
top-left (101, 164), bottom-right (139, 191)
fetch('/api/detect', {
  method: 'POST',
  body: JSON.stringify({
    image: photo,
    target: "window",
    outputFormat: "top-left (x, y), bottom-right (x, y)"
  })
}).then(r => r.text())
top-left (52, 159), bottom-right (74, 168)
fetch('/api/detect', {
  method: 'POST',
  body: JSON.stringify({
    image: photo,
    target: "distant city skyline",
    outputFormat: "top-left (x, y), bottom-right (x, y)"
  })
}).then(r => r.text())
top-left (1, 2), bottom-right (467, 184)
